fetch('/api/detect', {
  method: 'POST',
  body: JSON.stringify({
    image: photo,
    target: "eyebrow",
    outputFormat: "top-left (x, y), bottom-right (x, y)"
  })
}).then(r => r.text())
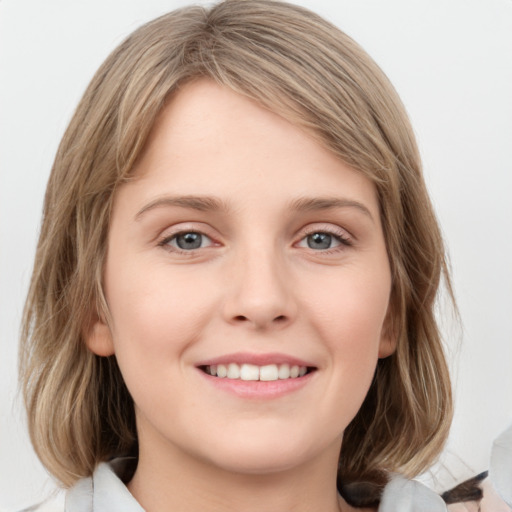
top-left (135, 195), bottom-right (230, 220)
top-left (135, 194), bottom-right (374, 222)
top-left (289, 196), bottom-right (374, 222)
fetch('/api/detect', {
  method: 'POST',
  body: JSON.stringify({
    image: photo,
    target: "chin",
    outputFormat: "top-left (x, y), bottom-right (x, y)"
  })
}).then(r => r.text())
top-left (195, 423), bottom-right (335, 476)
top-left (205, 446), bottom-right (310, 476)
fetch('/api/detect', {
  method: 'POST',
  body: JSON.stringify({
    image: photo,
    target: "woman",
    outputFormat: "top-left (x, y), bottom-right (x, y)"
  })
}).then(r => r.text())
top-left (17, 1), bottom-right (510, 510)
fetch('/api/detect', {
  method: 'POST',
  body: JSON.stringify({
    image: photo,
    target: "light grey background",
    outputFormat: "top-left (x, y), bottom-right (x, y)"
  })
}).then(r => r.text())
top-left (1, 0), bottom-right (511, 509)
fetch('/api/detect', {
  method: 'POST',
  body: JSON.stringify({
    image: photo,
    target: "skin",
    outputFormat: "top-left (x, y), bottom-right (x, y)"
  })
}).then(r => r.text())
top-left (87, 79), bottom-right (395, 512)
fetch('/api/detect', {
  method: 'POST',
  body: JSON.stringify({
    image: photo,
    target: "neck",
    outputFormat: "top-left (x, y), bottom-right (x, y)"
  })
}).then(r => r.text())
top-left (127, 430), bottom-right (353, 512)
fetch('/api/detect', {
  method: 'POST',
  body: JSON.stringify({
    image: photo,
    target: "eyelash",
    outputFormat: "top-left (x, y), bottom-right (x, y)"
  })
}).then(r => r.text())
top-left (295, 227), bottom-right (353, 253)
top-left (158, 230), bottom-right (216, 254)
top-left (157, 227), bottom-right (353, 255)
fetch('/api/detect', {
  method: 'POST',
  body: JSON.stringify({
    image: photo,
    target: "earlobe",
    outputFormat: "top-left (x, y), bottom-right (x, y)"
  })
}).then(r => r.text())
top-left (378, 310), bottom-right (398, 359)
top-left (84, 316), bottom-right (115, 356)
top-left (378, 334), bottom-right (397, 358)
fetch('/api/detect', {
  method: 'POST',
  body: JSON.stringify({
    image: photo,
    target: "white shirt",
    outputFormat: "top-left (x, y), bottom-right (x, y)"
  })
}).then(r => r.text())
top-left (64, 459), bottom-right (143, 512)
top-left (61, 458), bottom-right (447, 512)
top-left (27, 423), bottom-right (512, 512)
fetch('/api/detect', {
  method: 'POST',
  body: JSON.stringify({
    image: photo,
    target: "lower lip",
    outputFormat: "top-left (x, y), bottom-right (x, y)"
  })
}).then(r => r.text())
top-left (197, 369), bottom-right (315, 399)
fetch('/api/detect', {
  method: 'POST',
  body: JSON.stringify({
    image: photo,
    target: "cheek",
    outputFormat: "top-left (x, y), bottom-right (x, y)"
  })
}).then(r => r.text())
top-left (306, 268), bottom-right (390, 352)
top-left (104, 259), bottom-right (218, 375)
top-left (103, 265), bottom-right (218, 417)
top-left (301, 265), bottom-right (390, 407)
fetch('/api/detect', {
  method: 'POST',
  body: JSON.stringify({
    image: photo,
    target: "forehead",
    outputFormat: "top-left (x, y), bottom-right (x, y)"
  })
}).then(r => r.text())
top-left (126, 79), bottom-right (379, 217)
top-left (140, 79), bottom-right (323, 173)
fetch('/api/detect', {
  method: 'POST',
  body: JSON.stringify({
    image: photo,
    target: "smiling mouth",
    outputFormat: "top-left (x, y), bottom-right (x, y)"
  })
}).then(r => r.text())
top-left (199, 363), bottom-right (316, 381)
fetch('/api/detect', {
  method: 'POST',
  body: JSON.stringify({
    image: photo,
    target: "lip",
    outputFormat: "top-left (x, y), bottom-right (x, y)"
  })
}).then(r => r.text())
top-left (195, 352), bottom-right (317, 399)
top-left (197, 369), bottom-right (315, 399)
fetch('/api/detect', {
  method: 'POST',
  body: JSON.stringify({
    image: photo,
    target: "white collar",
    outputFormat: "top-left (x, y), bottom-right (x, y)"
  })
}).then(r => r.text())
top-left (65, 458), bottom-right (144, 512)
top-left (65, 458), bottom-right (447, 512)
top-left (379, 474), bottom-right (447, 512)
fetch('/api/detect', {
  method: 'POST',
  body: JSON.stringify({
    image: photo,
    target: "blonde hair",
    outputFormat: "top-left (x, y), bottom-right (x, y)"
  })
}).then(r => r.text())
top-left (20, 0), bottom-right (453, 491)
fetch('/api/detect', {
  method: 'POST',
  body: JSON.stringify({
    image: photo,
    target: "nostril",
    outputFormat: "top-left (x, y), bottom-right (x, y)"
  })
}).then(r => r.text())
top-left (230, 314), bottom-right (289, 326)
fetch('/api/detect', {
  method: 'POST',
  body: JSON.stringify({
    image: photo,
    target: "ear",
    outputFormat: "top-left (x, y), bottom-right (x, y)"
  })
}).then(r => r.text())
top-left (378, 308), bottom-right (398, 359)
top-left (84, 313), bottom-right (115, 357)
top-left (378, 335), bottom-right (396, 359)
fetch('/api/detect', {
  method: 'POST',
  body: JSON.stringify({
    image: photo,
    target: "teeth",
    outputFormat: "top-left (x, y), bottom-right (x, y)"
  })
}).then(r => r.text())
top-left (278, 364), bottom-right (290, 379)
top-left (205, 363), bottom-right (309, 381)
top-left (290, 365), bottom-right (300, 378)
top-left (260, 364), bottom-right (278, 381)
top-left (227, 363), bottom-right (240, 379)
top-left (240, 364), bottom-right (259, 381)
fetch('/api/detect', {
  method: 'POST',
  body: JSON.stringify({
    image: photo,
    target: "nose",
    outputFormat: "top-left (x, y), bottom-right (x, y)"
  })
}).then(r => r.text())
top-left (222, 247), bottom-right (297, 331)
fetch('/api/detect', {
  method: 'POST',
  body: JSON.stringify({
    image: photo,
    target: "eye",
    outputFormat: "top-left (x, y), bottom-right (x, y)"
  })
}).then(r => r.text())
top-left (296, 230), bottom-right (351, 251)
top-left (161, 231), bottom-right (214, 251)
top-left (306, 232), bottom-right (338, 250)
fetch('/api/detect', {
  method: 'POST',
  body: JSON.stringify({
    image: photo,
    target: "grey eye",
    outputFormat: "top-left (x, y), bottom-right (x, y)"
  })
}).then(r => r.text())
top-left (175, 232), bottom-right (205, 250)
top-left (307, 232), bottom-right (334, 250)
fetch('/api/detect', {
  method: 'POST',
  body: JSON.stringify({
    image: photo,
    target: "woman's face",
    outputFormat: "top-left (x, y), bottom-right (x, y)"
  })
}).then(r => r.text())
top-left (88, 79), bottom-right (394, 476)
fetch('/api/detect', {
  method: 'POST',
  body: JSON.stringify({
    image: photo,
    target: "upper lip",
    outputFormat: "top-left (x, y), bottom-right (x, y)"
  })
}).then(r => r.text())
top-left (195, 352), bottom-right (316, 368)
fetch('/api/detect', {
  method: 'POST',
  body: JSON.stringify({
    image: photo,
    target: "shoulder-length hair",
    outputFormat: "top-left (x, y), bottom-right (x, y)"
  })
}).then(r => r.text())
top-left (20, 0), bottom-right (452, 489)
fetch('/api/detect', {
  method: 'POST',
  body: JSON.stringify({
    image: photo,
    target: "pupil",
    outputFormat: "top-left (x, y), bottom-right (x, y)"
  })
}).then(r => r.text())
top-left (308, 232), bottom-right (331, 250)
top-left (177, 232), bottom-right (202, 250)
